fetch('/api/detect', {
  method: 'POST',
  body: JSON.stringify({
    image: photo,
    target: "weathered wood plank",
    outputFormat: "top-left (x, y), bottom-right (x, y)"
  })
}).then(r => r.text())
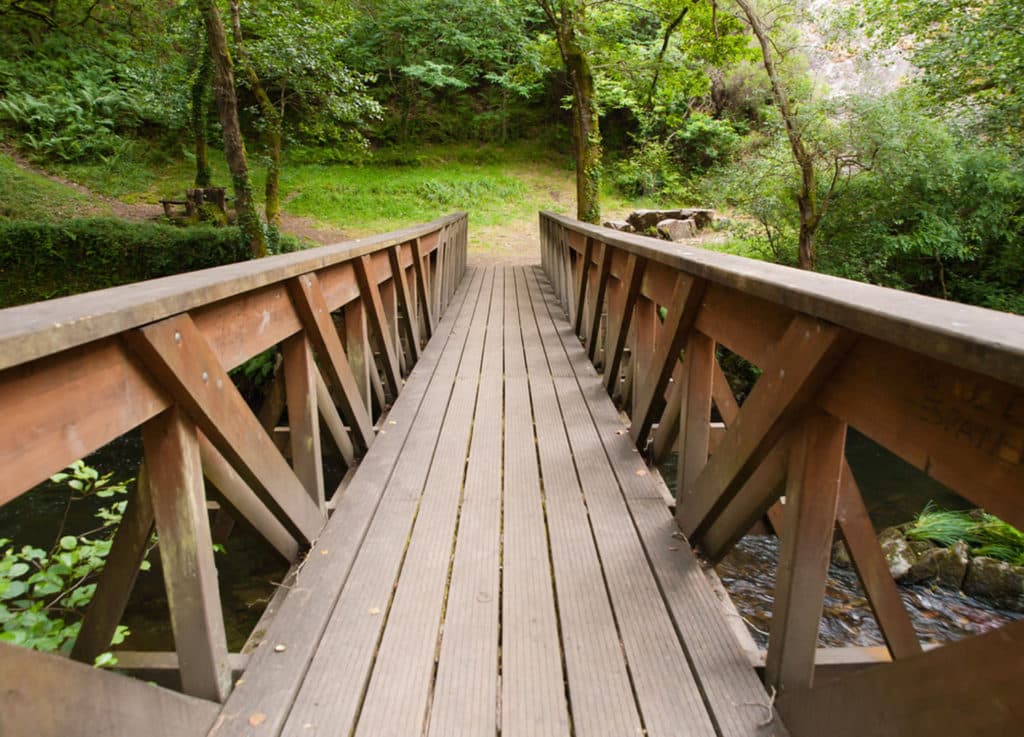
top-left (143, 406), bottom-right (231, 702)
top-left (603, 253), bottom-right (646, 394)
top-left (288, 272), bottom-right (375, 450)
top-left (350, 269), bottom-right (492, 737)
top-left (534, 265), bottom-right (786, 737)
top-left (426, 270), bottom-right (504, 737)
top-left (198, 433), bottom-right (300, 562)
top-left (765, 411), bottom-right (847, 695)
top-left (501, 268), bottom-right (570, 737)
top-left (125, 314), bottom-right (323, 545)
top-left (71, 464), bottom-right (155, 664)
top-left (676, 315), bottom-right (854, 540)
top-left (282, 332), bottom-right (325, 511)
top-left (278, 270), bottom-right (487, 737)
top-left (630, 274), bottom-right (707, 448)
top-left (524, 268), bottom-right (716, 737)
top-left (388, 244), bottom-right (421, 363)
top-left (410, 236), bottom-right (435, 336)
top-left (314, 371), bottom-right (355, 466)
top-left (779, 620), bottom-right (1024, 737)
top-left (573, 236), bottom-right (595, 336)
top-left (678, 330), bottom-right (715, 494)
top-left (517, 267), bottom-right (644, 737)
top-left (208, 268), bottom-right (480, 737)
top-left (0, 641), bottom-right (220, 737)
top-left (354, 254), bottom-right (402, 397)
top-left (836, 465), bottom-right (921, 659)
top-left (586, 242), bottom-right (612, 362)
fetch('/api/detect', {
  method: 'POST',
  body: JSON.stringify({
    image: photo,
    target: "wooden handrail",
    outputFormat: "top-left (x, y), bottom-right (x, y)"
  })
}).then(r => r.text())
top-left (540, 210), bottom-right (1024, 737)
top-left (0, 212), bottom-right (469, 704)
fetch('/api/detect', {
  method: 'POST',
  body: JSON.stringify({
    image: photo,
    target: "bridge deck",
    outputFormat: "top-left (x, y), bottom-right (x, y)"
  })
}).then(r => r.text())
top-left (212, 265), bottom-right (781, 737)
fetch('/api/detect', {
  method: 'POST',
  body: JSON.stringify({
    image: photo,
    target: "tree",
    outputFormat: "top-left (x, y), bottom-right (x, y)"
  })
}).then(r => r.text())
top-left (196, 0), bottom-right (266, 257)
top-left (730, 0), bottom-right (847, 269)
top-left (538, 0), bottom-right (602, 223)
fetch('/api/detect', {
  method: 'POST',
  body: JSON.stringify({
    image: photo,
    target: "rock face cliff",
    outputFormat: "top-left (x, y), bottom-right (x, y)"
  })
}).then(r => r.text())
top-left (798, 0), bottom-right (912, 98)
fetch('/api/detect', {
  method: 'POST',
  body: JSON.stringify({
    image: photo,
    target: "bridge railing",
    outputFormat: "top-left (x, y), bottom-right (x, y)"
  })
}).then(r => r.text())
top-left (0, 212), bottom-right (467, 704)
top-left (540, 210), bottom-right (1024, 737)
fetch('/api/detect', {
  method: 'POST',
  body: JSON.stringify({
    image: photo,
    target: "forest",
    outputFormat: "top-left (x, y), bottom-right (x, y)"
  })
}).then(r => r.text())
top-left (0, 0), bottom-right (1022, 313)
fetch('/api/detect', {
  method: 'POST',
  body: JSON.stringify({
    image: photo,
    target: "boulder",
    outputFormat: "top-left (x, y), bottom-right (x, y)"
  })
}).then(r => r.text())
top-left (628, 208), bottom-right (715, 232)
top-left (832, 539), bottom-right (852, 568)
top-left (657, 218), bottom-right (698, 241)
top-left (602, 220), bottom-right (635, 233)
top-left (878, 526), bottom-right (917, 580)
top-left (963, 556), bottom-right (1024, 612)
top-left (908, 540), bottom-right (969, 588)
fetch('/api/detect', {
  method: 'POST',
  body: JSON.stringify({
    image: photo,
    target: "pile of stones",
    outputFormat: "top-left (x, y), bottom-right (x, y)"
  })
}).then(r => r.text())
top-left (603, 208), bottom-right (715, 242)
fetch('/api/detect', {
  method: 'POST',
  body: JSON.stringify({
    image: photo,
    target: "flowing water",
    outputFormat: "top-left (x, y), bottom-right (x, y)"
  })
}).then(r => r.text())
top-left (663, 429), bottom-right (1023, 648)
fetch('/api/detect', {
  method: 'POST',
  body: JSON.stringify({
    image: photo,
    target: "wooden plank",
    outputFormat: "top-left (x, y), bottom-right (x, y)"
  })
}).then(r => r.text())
top-left (109, 651), bottom-right (249, 692)
top-left (277, 270), bottom-right (488, 737)
top-left (0, 214), bottom-right (464, 372)
top-left (125, 315), bottom-right (323, 545)
top-left (712, 357), bottom-right (741, 421)
top-left (779, 620), bottom-right (1024, 737)
top-left (632, 296), bottom-right (657, 416)
top-left (388, 244), bottom-right (421, 362)
top-left (533, 265), bottom-right (787, 737)
top-left (198, 433), bottom-right (300, 562)
top-left (698, 437), bottom-right (789, 562)
top-left (0, 641), bottom-right (219, 737)
top-left (208, 268), bottom-right (481, 737)
top-left (314, 371), bottom-right (355, 466)
top-left (343, 298), bottom-right (372, 416)
top-left (630, 274), bottom-right (707, 448)
top-left (652, 359), bottom-right (684, 463)
top-left (817, 337), bottom-right (1024, 533)
top-left (517, 267), bottom-right (644, 737)
top-left (573, 236), bottom-right (595, 336)
top-left (282, 332), bottom-right (325, 511)
top-left (586, 242), bottom-right (613, 362)
top-left (411, 236), bottom-right (435, 336)
top-left (524, 269), bottom-right (716, 737)
top-left (426, 270), bottom-right (504, 737)
top-left (676, 315), bottom-right (854, 540)
top-left (71, 464), bottom-right (155, 663)
top-left (836, 465), bottom-right (921, 659)
top-left (500, 267), bottom-right (570, 737)
top-left (288, 272), bottom-right (376, 450)
top-left (539, 212), bottom-right (1024, 389)
top-left (603, 253), bottom-right (646, 394)
top-left (350, 269), bottom-right (492, 737)
top-left (678, 330), bottom-right (715, 494)
top-left (354, 254), bottom-right (402, 397)
top-left (765, 411), bottom-right (846, 695)
top-left (0, 339), bottom-right (168, 506)
top-left (143, 406), bottom-right (231, 702)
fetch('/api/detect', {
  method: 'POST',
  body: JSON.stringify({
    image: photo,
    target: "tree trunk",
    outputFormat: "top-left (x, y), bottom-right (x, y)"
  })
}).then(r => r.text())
top-left (230, 0), bottom-right (282, 227)
top-left (196, 0), bottom-right (266, 258)
top-left (560, 29), bottom-right (601, 223)
top-left (190, 41), bottom-right (213, 188)
top-left (734, 0), bottom-right (819, 270)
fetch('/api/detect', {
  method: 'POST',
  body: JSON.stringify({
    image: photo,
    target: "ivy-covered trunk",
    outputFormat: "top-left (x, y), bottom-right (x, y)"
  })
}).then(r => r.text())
top-left (230, 0), bottom-right (282, 227)
top-left (545, 0), bottom-right (601, 225)
top-left (197, 0), bottom-right (266, 258)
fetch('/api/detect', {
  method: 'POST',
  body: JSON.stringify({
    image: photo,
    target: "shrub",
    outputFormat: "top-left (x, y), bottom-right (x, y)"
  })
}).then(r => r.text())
top-left (0, 219), bottom-right (250, 308)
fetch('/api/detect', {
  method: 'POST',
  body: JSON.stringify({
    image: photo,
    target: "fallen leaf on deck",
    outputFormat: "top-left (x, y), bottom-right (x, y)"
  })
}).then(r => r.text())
top-left (249, 713), bottom-right (267, 727)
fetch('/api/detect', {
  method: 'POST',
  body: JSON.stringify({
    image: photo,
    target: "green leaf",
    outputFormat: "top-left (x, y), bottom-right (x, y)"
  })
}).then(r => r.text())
top-left (59, 536), bottom-right (77, 551)
top-left (94, 652), bottom-right (118, 668)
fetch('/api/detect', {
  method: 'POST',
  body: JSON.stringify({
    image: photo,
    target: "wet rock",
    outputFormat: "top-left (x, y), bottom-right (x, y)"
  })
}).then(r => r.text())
top-left (908, 538), bottom-right (937, 558)
top-left (657, 218), bottom-right (698, 241)
top-left (909, 541), bottom-right (969, 588)
top-left (602, 220), bottom-right (634, 233)
top-left (832, 539), bottom-right (852, 568)
top-left (963, 557), bottom-right (1024, 613)
top-left (878, 526), bottom-right (917, 580)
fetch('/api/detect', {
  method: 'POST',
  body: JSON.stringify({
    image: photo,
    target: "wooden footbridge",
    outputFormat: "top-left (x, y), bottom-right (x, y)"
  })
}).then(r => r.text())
top-left (1, 212), bottom-right (1022, 737)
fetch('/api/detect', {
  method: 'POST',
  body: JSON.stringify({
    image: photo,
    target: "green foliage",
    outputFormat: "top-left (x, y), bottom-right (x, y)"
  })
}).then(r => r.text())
top-left (610, 138), bottom-right (688, 200)
top-left (0, 219), bottom-right (250, 308)
top-left (907, 504), bottom-right (1024, 566)
top-left (0, 461), bottom-right (143, 661)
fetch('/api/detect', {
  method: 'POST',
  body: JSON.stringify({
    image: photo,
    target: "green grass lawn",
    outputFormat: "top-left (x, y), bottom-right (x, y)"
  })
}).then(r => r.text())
top-left (0, 152), bottom-right (112, 221)
top-left (35, 141), bottom-right (648, 236)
